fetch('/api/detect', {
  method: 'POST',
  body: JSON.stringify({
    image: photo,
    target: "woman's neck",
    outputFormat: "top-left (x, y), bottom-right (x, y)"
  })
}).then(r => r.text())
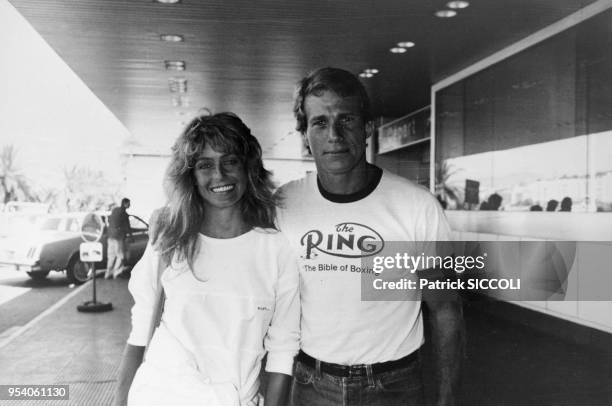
top-left (199, 208), bottom-right (251, 239)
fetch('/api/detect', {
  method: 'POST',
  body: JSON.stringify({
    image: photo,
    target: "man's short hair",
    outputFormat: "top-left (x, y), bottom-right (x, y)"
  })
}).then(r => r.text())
top-left (121, 198), bottom-right (130, 206)
top-left (293, 67), bottom-right (371, 134)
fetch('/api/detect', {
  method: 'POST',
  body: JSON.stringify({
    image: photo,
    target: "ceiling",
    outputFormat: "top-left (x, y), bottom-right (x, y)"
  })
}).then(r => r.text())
top-left (8, 0), bottom-right (598, 159)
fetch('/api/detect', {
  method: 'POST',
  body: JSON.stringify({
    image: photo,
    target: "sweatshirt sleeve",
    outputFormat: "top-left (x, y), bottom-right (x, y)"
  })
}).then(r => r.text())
top-left (126, 242), bottom-right (162, 346)
top-left (264, 236), bottom-right (300, 376)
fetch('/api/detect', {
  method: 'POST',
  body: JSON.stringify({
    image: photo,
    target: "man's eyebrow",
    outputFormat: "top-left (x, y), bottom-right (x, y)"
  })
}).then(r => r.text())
top-left (308, 114), bottom-right (327, 122)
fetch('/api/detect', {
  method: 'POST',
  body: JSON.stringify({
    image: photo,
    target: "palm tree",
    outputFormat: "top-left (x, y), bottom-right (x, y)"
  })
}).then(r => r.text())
top-left (62, 165), bottom-right (119, 211)
top-left (435, 160), bottom-right (461, 207)
top-left (0, 145), bottom-right (34, 203)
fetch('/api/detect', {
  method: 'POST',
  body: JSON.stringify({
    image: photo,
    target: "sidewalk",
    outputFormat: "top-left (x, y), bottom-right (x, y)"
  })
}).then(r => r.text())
top-left (0, 277), bottom-right (132, 406)
top-left (1, 275), bottom-right (611, 405)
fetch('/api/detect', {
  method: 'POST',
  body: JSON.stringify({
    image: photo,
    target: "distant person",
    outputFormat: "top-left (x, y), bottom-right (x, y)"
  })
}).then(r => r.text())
top-left (480, 193), bottom-right (502, 211)
top-left (487, 193), bottom-right (503, 211)
top-left (546, 199), bottom-right (558, 212)
top-left (560, 197), bottom-right (572, 212)
top-left (105, 198), bottom-right (131, 279)
top-left (530, 204), bottom-right (543, 211)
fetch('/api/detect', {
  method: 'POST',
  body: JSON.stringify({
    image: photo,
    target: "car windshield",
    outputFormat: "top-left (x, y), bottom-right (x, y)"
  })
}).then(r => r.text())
top-left (39, 217), bottom-right (62, 231)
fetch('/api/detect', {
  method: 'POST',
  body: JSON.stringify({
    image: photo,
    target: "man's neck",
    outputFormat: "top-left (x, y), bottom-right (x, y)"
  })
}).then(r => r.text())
top-left (317, 162), bottom-right (374, 195)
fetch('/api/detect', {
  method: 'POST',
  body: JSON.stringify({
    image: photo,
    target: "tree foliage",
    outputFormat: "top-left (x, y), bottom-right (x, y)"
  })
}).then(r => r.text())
top-left (0, 144), bottom-right (120, 212)
top-left (435, 161), bottom-right (461, 207)
top-left (0, 145), bottom-right (34, 204)
top-left (62, 165), bottom-right (120, 211)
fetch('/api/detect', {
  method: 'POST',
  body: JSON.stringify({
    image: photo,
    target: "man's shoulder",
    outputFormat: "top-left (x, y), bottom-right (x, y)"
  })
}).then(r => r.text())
top-left (276, 173), bottom-right (315, 203)
top-left (379, 170), bottom-right (437, 203)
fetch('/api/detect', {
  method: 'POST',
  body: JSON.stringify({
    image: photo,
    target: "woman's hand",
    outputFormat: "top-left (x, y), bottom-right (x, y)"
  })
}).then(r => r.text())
top-left (112, 344), bottom-right (145, 406)
top-left (263, 372), bottom-right (292, 406)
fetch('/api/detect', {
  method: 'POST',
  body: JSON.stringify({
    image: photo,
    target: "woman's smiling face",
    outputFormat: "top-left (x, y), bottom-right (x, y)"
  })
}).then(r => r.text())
top-left (193, 144), bottom-right (247, 212)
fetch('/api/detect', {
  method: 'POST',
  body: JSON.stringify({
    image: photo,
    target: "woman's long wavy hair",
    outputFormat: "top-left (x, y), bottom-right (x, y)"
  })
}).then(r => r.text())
top-left (151, 112), bottom-right (278, 268)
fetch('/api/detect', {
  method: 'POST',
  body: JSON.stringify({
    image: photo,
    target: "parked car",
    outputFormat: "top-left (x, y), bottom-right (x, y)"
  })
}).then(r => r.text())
top-left (0, 202), bottom-right (50, 240)
top-left (0, 212), bottom-right (149, 284)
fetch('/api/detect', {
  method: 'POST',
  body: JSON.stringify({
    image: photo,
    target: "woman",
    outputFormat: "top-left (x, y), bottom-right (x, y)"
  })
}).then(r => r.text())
top-left (113, 113), bottom-right (299, 406)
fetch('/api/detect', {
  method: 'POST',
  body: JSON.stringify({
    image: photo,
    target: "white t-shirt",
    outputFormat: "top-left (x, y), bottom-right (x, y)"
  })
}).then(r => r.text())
top-left (127, 228), bottom-right (299, 405)
top-left (277, 170), bottom-right (450, 365)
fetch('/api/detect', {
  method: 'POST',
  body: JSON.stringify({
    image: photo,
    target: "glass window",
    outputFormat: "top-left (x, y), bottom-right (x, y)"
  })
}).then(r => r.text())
top-left (435, 9), bottom-right (612, 212)
top-left (39, 217), bottom-right (62, 231)
top-left (66, 218), bottom-right (80, 232)
top-left (129, 216), bottom-right (147, 231)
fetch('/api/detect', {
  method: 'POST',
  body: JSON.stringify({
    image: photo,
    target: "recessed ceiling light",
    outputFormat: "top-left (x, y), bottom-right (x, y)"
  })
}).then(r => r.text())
top-left (364, 68), bottom-right (379, 74)
top-left (397, 41), bottom-right (415, 48)
top-left (172, 95), bottom-right (190, 107)
top-left (157, 0), bottom-right (181, 3)
top-left (168, 77), bottom-right (187, 93)
top-left (435, 10), bottom-right (458, 18)
top-left (447, 1), bottom-right (469, 9)
top-left (359, 72), bottom-right (374, 78)
top-left (160, 34), bottom-right (184, 42)
top-left (164, 60), bottom-right (186, 71)
top-left (390, 47), bottom-right (407, 54)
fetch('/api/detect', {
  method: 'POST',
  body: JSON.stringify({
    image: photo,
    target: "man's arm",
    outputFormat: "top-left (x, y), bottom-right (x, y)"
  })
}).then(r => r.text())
top-left (121, 212), bottom-right (132, 238)
top-left (264, 372), bottom-right (292, 406)
top-left (423, 290), bottom-right (465, 406)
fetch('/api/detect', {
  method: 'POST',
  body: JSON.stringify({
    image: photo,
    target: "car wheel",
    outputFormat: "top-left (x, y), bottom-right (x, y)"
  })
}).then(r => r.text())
top-left (27, 271), bottom-right (50, 281)
top-left (67, 256), bottom-right (90, 285)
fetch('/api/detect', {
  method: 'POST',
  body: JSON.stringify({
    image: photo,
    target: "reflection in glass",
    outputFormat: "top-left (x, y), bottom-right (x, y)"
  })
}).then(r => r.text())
top-left (589, 131), bottom-right (612, 212)
top-left (437, 132), bottom-right (612, 212)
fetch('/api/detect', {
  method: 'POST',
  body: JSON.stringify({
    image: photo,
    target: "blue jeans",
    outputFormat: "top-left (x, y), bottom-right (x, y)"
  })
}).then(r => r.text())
top-left (290, 355), bottom-right (425, 406)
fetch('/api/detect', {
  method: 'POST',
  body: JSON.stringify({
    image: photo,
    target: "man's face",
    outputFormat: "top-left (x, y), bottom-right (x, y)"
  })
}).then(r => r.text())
top-left (303, 90), bottom-right (367, 178)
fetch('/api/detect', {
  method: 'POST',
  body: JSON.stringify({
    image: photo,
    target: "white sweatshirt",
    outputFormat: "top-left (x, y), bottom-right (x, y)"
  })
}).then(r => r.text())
top-left (127, 228), bottom-right (300, 405)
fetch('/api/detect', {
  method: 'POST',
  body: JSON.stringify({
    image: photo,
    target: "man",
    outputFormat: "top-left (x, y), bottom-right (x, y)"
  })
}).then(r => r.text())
top-left (105, 198), bottom-right (131, 279)
top-left (277, 67), bottom-right (464, 405)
